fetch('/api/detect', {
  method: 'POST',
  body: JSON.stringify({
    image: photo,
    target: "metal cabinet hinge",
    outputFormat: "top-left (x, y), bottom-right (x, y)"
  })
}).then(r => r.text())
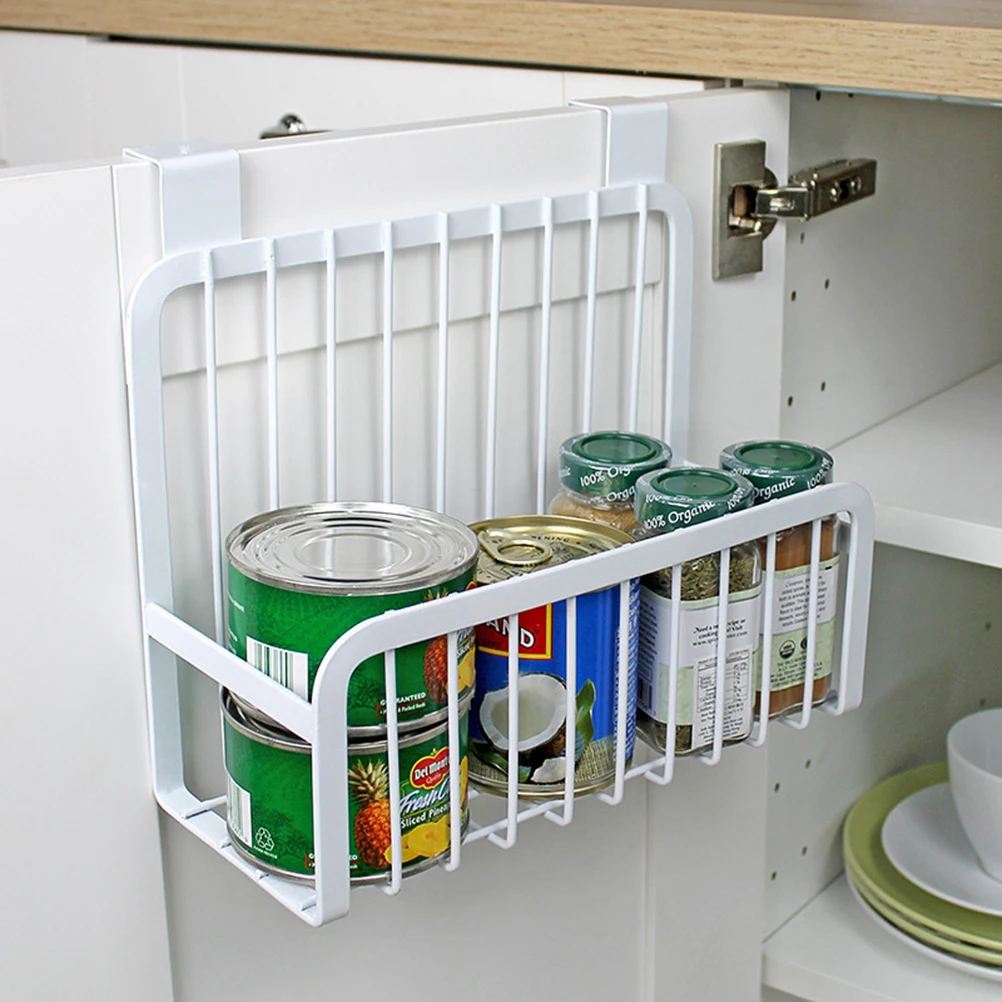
top-left (713, 140), bottom-right (877, 280)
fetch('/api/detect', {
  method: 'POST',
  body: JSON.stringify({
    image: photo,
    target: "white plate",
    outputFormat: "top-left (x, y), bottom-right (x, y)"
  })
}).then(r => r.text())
top-left (847, 870), bottom-right (1002, 985)
top-left (882, 782), bottom-right (1002, 917)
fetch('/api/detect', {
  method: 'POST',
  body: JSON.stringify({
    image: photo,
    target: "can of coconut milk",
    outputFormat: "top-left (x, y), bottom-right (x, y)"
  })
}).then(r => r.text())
top-left (468, 516), bottom-right (638, 797)
top-left (226, 502), bottom-right (478, 736)
top-left (221, 689), bottom-right (471, 882)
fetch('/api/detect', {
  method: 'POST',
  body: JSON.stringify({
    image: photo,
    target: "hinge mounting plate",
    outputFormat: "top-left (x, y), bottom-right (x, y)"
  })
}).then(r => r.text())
top-left (713, 140), bottom-right (877, 280)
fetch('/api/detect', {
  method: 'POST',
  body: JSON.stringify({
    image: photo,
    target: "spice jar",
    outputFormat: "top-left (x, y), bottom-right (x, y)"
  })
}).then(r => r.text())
top-left (550, 430), bottom-right (672, 534)
top-left (632, 468), bottom-right (761, 755)
top-left (719, 440), bottom-right (838, 718)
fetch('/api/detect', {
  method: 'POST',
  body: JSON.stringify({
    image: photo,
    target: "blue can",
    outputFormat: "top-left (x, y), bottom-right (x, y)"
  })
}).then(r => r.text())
top-left (468, 516), bottom-right (638, 797)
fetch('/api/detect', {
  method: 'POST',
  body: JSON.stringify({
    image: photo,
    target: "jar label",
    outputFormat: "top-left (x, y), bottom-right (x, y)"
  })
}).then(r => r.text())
top-left (638, 584), bottom-right (762, 750)
top-left (758, 555), bottom-right (839, 693)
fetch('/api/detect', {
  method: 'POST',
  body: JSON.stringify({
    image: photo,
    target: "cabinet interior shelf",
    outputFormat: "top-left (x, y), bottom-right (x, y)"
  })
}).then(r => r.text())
top-left (832, 362), bottom-right (1002, 570)
top-left (763, 875), bottom-right (996, 1002)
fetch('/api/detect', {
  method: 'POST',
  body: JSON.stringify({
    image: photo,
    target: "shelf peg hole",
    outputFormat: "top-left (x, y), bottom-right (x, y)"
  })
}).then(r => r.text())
top-left (986, 621), bottom-right (992, 631)
top-left (801, 846), bottom-right (808, 856)
top-left (824, 278), bottom-right (830, 290)
top-left (771, 871), bottom-right (778, 881)
top-left (805, 759), bottom-right (812, 769)
top-left (791, 290), bottom-right (797, 302)
top-left (815, 91), bottom-right (822, 101)
top-left (799, 232), bottom-right (805, 244)
top-left (774, 782), bottom-right (781, 793)
top-left (820, 381), bottom-right (826, 392)
top-left (787, 396), bottom-right (794, 407)
top-left (980, 698), bottom-right (988, 708)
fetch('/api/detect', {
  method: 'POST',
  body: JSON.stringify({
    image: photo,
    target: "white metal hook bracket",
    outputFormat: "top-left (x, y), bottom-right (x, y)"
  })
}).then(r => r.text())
top-left (568, 98), bottom-right (669, 187)
top-left (123, 140), bottom-right (242, 257)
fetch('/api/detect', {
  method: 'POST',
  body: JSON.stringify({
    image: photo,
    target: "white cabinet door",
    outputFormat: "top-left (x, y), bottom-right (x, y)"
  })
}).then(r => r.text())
top-left (0, 163), bottom-right (174, 1002)
top-left (0, 85), bottom-right (789, 1002)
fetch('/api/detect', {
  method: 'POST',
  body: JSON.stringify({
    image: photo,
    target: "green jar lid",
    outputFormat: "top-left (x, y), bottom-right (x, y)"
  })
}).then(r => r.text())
top-left (559, 431), bottom-right (672, 502)
top-left (634, 467), bottom-right (754, 534)
top-left (719, 440), bottom-right (833, 503)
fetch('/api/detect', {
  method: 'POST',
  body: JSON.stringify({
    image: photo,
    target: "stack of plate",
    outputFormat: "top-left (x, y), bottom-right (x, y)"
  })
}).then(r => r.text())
top-left (844, 762), bottom-right (1002, 982)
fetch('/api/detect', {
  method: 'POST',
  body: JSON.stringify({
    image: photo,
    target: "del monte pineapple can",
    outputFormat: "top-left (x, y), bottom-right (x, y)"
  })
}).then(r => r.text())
top-left (226, 502), bottom-right (478, 736)
top-left (222, 689), bottom-right (471, 882)
top-left (468, 515), bottom-right (639, 798)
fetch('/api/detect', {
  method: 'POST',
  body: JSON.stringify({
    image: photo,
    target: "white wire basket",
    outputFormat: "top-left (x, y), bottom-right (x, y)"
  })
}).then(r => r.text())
top-left (125, 140), bottom-right (874, 926)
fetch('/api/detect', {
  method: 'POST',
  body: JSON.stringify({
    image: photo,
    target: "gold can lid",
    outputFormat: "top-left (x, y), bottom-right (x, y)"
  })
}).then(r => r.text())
top-left (469, 515), bottom-right (631, 584)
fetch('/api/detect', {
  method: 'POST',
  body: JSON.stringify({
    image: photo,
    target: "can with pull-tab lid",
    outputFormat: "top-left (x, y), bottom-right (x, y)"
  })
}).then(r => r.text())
top-left (468, 515), bottom-right (638, 797)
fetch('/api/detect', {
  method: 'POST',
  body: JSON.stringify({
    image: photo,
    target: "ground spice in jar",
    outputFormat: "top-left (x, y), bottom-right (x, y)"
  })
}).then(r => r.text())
top-left (550, 430), bottom-right (672, 534)
top-left (720, 441), bottom-right (838, 718)
top-left (632, 468), bottom-right (762, 755)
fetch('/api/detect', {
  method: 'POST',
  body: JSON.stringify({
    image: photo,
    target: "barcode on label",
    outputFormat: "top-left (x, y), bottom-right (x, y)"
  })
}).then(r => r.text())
top-left (227, 774), bottom-right (252, 847)
top-left (246, 636), bottom-right (309, 698)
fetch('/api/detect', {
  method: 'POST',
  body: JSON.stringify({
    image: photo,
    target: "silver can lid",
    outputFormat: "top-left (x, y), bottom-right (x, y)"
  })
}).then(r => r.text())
top-left (226, 502), bottom-right (478, 596)
top-left (469, 514), bottom-right (631, 585)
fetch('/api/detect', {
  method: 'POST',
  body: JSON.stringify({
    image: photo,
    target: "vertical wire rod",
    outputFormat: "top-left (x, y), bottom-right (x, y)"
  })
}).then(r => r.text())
top-left (443, 630), bottom-right (462, 871)
top-left (484, 204), bottom-right (503, 520)
top-left (489, 612), bottom-right (519, 849)
top-left (661, 197), bottom-right (694, 457)
top-left (546, 595), bottom-right (576, 826)
top-left (202, 252), bottom-right (225, 645)
top-left (597, 580), bottom-right (632, 805)
top-left (787, 518), bottom-right (823, 730)
top-left (581, 190), bottom-right (600, 433)
top-left (649, 562), bottom-right (682, 785)
top-left (701, 547), bottom-right (731, 766)
top-left (751, 533), bottom-right (778, 747)
top-left (435, 214), bottom-right (450, 512)
top-left (382, 650), bottom-right (403, 895)
top-left (324, 230), bottom-right (337, 501)
top-left (265, 238), bottom-right (280, 509)
top-left (833, 515), bottom-right (853, 715)
top-left (382, 222), bottom-right (394, 503)
top-left (627, 186), bottom-right (649, 433)
top-left (535, 198), bottom-right (555, 514)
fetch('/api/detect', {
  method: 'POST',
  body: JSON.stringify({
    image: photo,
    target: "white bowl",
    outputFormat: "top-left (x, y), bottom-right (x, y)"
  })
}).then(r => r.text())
top-left (948, 708), bottom-right (1002, 881)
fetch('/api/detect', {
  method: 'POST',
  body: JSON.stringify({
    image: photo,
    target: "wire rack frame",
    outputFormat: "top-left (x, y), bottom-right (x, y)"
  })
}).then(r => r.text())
top-left (125, 179), bottom-right (875, 926)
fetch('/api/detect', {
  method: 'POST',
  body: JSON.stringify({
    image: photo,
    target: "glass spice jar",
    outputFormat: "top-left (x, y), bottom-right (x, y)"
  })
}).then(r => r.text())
top-left (632, 468), bottom-right (762, 755)
top-left (550, 430), bottom-right (672, 534)
top-left (719, 440), bottom-right (838, 719)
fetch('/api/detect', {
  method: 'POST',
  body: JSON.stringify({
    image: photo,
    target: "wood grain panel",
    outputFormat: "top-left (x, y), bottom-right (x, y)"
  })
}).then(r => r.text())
top-left (0, 0), bottom-right (1001, 101)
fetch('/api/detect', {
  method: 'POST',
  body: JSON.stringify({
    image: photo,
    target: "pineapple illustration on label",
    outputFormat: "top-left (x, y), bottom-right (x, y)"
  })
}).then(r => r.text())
top-left (221, 689), bottom-right (471, 884)
top-left (349, 761), bottom-right (393, 869)
top-left (422, 586), bottom-right (477, 706)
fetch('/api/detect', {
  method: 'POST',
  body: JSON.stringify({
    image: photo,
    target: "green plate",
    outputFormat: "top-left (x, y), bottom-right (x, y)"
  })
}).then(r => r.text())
top-left (848, 861), bottom-right (1002, 965)
top-left (844, 762), bottom-right (1002, 950)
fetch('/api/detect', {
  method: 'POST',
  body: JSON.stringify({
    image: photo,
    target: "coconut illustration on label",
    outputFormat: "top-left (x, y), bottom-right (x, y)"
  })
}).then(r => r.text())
top-left (474, 672), bottom-right (596, 784)
top-left (468, 515), bottom-right (637, 798)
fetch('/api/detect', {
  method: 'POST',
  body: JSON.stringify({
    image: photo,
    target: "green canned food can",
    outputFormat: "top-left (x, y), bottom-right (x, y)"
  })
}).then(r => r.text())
top-left (226, 502), bottom-right (478, 736)
top-left (222, 690), bottom-right (471, 882)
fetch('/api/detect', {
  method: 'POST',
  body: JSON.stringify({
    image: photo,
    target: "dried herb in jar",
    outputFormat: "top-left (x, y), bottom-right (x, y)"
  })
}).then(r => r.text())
top-left (550, 430), bottom-right (672, 534)
top-left (633, 468), bottom-right (762, 756)
top-left (720, 441), bottom-right (839, 719)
